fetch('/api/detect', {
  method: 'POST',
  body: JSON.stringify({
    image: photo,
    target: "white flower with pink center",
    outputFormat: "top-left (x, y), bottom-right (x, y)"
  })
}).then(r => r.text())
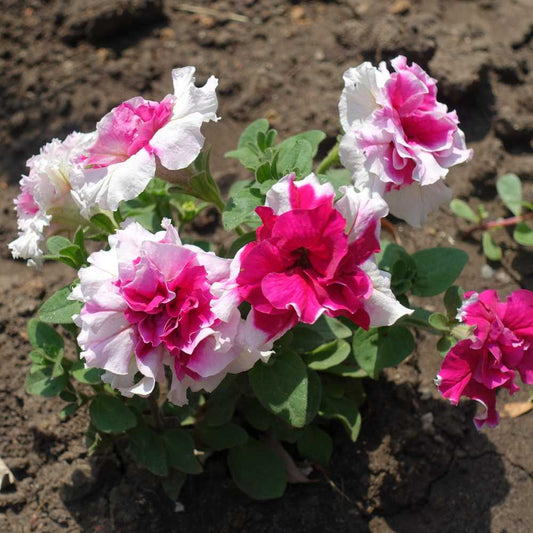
top-left (339, 56), bottom-right (472, 227)
top-left (71, 219), bottom-right (260, 405)
top-left (9, 131), bottom-right (95, 266)
top-left (71, 67), bottom-right (218, 215)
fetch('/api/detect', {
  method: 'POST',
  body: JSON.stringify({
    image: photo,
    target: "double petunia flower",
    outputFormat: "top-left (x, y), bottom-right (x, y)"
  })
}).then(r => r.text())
top-left (437, 290), bottom-right (533, 428)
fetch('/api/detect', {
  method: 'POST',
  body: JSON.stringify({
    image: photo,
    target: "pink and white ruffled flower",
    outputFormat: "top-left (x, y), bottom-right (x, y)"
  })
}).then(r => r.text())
top-left (339, 55), bottom-right (472, 227)
top-left (9, 131), bottom-right (95, 266)
top-left (71, 219), bottom-right (260, 405)
top-left (235, 173), bottom-right (412, 348)
top-left (437, 289), bottom-right (533, 428)
top-left (71, 67), bottom-right (218, 215)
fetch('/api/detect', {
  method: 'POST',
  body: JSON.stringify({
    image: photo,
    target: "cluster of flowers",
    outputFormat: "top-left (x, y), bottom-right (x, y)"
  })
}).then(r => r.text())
top-left (12, 56), bottom-right (529, 427)
top-left (437, 290), bottom-right (533, 428)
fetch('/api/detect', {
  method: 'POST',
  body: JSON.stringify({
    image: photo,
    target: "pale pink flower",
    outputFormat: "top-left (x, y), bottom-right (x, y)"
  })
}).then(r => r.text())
top-left (235, 173), bottom-right (412, 348)
top-left (437, 289), bottom-right (533, 428)
top-left (339, 56), bottom-right (472, 227)
top-left (9, 132), bottom-right (95, 266)
top-left (71, 219), bottom-right (260, 405)
top-left (71, 67), bottom-right (218, 215)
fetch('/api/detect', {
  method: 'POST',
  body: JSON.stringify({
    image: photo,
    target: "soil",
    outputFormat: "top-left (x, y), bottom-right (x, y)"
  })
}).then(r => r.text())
top-left (1, 0), bottom-right (533, 531)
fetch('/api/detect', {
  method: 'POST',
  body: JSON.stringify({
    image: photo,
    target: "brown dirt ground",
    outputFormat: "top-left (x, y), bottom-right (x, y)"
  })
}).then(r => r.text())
top-left (1, 0), bottom-right (533, 531)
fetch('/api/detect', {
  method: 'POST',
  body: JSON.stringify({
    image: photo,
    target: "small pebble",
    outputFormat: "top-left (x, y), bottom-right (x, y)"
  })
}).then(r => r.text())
top-left (481, 264), bottom-right (494, 279)
top-left (495, 270), bottom-right (511, 284)
top-left (421, 412), bottom-right (435, 434)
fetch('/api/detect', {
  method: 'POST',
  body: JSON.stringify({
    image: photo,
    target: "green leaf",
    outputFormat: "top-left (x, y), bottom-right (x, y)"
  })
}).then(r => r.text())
top-left (227, 231), bottom-right (256, 258)
top-left (29, 349), bottom-right (46, 364)
top-left (297, 425), bottom-right (333, 466)
top-left (249, 351), bottom-right (321, 428)
top-left (496, 173), bottom-right (522, 216)
top-left (225, 119), bottom-right (270, 171)
top-left (205, 375), bottom-right (242, 427)
top-left (119, 201), bottom-right (159, 233)
top-left (89, 396), bottom-right (137, 433)
top-left (162, 470), bottom-right (187, 500)
top-left (90, 213), bottom-right (118, 234)
top-left (428, 313), bottom-right (450, 331)
top-left (255, 162), bottom-right (273, 183)
top-left (27, 319), bottom-right (64, 355)
top-left (320, 396), bottom-right (361, 442)
top-left (291, 325), bottom-right (327, 353)
top-left (225, 146), bottom-right (262, 171)
top-left (227, 440), bottom-right (287, 500)
top-left (313, 315), bottom-right (353, 340)
top-left (437, 335), bottom-right (454, 356)
top-left (238, 397), bottom-right (272, 431)
top-left (443, 286), bottom-right (464, 320)
top-left (514, 222), bottom-right (533, 246)
top-left (304, 339), bottom-right (351, 370)
top-left (482, 231), bottom-right (502, 261)
top-left (198, 423), bottom-right (248, 451)
top-left (352, 326), bottom-right (415, 379)
top-left (377, 242), bottom-right (415, 274)
top-left (222, 182), bottom-right (263, 230)
top-left (411, 248), bottom-right (468, 297)
top-left (237, 119), bottom-right (270, 149)
top-left (275, 138), bottom-right (313, 179)
top-left (72, 362), bottom-right (104, 384)
top-left (162, 429), bottom-right (202, 474)
top-left (39, 286), bottom-right (82, 324)
top-left (450, 199), bottom-right (478, 222)
top-left (128, 426), bottom-right (168, 476)
top-left (60, 403), bottom-right (80, 419)
top-left (279, 130), bottom-right (326, 158)
top-left (320, 169), bottom-right (352, 194)
top-left (291, 315), bottom-right (352, 353)
top-left (25, 364), bottom-right (67, 396)
top-left (47, 236), bottom-right (72, 255)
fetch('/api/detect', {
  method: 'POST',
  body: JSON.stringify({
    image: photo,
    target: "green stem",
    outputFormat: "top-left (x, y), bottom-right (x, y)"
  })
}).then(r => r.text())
top-left (316, 142), bottom-right (340, 175)
top-left (149, 394), bottom-right (164, 431)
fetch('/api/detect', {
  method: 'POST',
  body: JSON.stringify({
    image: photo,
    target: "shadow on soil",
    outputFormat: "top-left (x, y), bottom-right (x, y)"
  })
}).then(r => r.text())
top-left (60, 379), bottom-right (509, 533)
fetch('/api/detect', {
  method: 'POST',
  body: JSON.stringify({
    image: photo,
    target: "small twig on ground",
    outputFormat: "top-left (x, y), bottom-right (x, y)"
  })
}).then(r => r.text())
top-left (462, 211), bottom-right (533, 239)
top-left (176, 4), bottom-right (249, 23)
top-left (382, 218), bottom-right (402, 245)
top-left (315, 464), bottom-right (353, 503)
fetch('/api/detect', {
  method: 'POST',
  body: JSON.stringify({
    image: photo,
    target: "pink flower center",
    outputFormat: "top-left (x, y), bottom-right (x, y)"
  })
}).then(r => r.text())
top-left (86, 96), bottom-right (174, 167)
top-left (117, 253), bottom-right (216, 381)
top-left (16, 189), bottom-right (40, 216)
top-left (237, 186), bottom-right (374, 331)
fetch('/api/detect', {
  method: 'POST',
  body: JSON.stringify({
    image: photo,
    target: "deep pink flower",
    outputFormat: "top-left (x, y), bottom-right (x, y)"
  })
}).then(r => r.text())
top-left (71, 67), bottom-right (218, 214)
top-left (436, 339), bottom-right (517, 429)
top-left (458, 289), bottom-right (533, 384)
top-left (235, 173), bottom-right (411, 348)
top-left (71, 219), bottom-right (260, 405)
top-left (437, 289), bottom-right (533, 428)
top-left (339, 56), bottom-right (472, 227)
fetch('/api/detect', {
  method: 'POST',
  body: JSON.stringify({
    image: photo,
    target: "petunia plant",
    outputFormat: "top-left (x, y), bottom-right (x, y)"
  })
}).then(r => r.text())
top-left (12, 59), bottom-right (533, 502)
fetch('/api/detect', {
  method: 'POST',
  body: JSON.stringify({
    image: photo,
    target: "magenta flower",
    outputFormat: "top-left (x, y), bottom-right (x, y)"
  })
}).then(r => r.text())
top-left (339, 56), bottom-right (472, 227)
top-left (235, 173), bottom-right (411, 348)
top-left (71, 219), bottom-right (260, 405)
top-left (72, 67), bottom-right (218, 214)
top-left (437, 289), bottom-right (533, 428)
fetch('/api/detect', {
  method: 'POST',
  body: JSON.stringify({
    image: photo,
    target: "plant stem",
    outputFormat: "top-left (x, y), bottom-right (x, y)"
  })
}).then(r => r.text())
top-left (463, 211), bottom-right (533, 238)
top-left (149, 394), bottom-right (164, 431)
top-left (316, 142), bottom-right (340, 175)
